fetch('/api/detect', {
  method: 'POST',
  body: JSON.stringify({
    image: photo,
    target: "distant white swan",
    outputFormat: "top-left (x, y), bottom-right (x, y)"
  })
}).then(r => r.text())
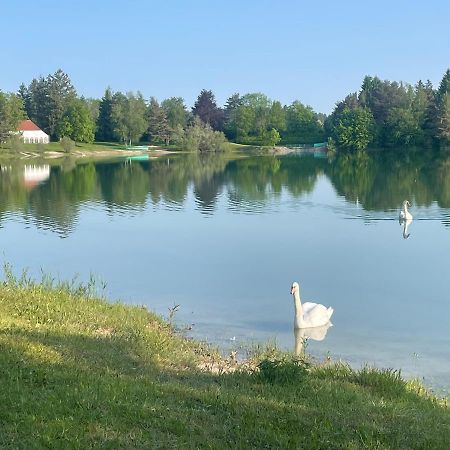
top-left (399, 200), bottom-right (413, 221)
top-left (294, 322), bottom-right (332, 356)
top-left (290, 282), bottom-right (333, 328)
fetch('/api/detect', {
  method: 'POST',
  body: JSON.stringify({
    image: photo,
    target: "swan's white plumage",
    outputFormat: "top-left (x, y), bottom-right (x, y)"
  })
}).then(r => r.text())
top-left (290, 282), bottom-right (333, 328)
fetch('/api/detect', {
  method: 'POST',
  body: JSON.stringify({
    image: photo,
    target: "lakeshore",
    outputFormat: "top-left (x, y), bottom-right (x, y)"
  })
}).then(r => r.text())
top-left (0, 277), bottom-right (449, 449)
top-left (0, 141), bottom-right (175, 162)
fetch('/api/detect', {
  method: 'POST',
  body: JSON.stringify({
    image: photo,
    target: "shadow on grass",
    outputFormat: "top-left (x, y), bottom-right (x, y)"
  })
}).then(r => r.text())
top-left (0, 324), bottom-right (449, 449)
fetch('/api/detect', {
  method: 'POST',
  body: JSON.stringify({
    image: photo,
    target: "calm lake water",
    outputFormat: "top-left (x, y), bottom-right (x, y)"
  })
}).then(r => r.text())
top-left (1, 150), bottom-right (449, 393)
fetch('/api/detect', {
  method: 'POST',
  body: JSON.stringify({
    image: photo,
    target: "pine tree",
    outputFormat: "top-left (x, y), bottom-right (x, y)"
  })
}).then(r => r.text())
top-left (96, 88), bottom-right (115, 142)
top-left (46, 69), bottom-right (77, 139)
top-left (436, 70), bottom-right (450, 144)
top-left (419, 80), bottom-right (438, 144)
top-left (223, 93), bottom-right (242, 140)
top-left (26, 77), bottom-right (51, 132)
top-left (437, 93), bottom-right (450, 143)
top-left (147, 97), bottom-right (171, 144)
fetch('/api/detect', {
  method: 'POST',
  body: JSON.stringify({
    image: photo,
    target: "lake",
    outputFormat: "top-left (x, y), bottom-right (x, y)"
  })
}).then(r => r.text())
top-left (1, 149), bottom-right (449, 393)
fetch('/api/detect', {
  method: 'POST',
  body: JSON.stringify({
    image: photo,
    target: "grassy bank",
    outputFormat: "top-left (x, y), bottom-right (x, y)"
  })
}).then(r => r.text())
top-left (0, 277), bottom-right (449, 449)
top-left (0, 141), bottom-right (167, 159)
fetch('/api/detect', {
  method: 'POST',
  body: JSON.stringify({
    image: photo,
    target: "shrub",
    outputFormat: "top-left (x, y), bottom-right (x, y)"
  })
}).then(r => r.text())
top-left (175, 117), bottom-right (227, 152)
top-left (60, 136), bottom-right (75, 153)
top-left (7, 134), bottom-right (24, 152)
top-left (258, 356), bottom-right (310, 384)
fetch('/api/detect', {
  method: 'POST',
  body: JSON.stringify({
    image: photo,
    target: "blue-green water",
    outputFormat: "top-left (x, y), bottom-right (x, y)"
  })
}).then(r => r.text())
top-left (1, 150), bottom-right (449, 392)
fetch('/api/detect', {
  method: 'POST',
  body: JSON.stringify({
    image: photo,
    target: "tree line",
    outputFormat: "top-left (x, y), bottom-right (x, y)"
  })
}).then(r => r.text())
top-left (0, 68), bottom-right (449, 151)
top-left (326, 70), bottom-right (450, 151)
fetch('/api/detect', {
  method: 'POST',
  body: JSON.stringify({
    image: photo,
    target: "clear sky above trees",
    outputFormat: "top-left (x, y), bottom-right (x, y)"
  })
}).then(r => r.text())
top-left (1, 0), bottom-right (448, 114)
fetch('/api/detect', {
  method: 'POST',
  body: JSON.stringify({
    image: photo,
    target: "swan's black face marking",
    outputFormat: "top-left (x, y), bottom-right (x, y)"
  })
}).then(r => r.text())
top-left (290, 282), bottom-right (299, 295)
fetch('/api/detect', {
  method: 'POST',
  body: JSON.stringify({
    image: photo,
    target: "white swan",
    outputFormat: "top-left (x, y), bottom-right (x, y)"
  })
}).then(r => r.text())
top-left (399, 200), bottom-right (413, 221)
top-left (294, 322), bottom-right (332, 356)
top-left (290, 282), bottom-right (333, 328)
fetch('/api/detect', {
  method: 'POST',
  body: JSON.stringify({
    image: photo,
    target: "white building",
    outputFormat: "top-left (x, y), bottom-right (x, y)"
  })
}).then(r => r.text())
top-left (18, 120), bottom-right (49, 144)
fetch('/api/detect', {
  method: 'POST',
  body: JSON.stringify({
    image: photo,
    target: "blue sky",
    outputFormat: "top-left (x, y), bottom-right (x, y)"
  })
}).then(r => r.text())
top-left (1, 0), bottom-right (449, 114)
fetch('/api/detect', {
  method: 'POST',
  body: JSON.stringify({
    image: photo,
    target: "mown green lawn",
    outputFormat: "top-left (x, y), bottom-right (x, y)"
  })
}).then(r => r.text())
top-left (0, 277), bottom-right (448, 449)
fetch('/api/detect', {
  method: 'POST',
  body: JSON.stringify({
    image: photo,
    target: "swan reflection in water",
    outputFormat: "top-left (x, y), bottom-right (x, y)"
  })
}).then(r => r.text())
top-left (400, 218), bottom-right (413, 239)
top-left (294, 322), bottom-right (332, 356)
top-left (399, 200), bottom-right (413, 239)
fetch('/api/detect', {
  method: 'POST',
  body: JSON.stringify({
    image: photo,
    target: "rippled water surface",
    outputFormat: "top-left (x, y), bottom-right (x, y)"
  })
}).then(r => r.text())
top-left (1, 150), bottom-right (449, 392)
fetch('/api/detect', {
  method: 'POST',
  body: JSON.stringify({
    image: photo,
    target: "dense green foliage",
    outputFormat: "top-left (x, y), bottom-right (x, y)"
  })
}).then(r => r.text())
top-left (110, 91), bottom-right (147, 145)
top-left (0, 276), bottom-right (448, 448)
top-left (327, 69), bottom-right (450, 151)
top-left (2, 68), bottom-right (449, 151)
top-left (59, 99), bottom-right (95, 143)
top-left (0, 91), bottom-right (25, 142)
top-left (147, 97), bottom-right (171, 144)
top-left (173, 117), bottom-right (227, 152)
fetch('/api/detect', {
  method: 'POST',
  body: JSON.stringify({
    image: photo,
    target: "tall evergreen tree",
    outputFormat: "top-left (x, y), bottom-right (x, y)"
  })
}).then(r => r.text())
top-left (437, 69), bottom-right (450, 102)
top-left (46, 69), bottom-right (77, 139)
top-left (223, 93), bottom-right (242, 140)
top-left (147, 97), bottom-right (171, 144)
top-left (437, 93), bottom-right (450, 143)
top-left (26, 76), bottom-right (50, 132)
top-left (436, 70), bottom-right (450, 144)
top-left (96, 88), bottom-right (115, 142)
top-left (422, 80), bottom-right (439, 144)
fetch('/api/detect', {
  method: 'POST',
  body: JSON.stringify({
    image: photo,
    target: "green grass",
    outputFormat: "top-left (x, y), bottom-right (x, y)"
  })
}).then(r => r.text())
top-left (0, 275), bottom-right (449, 449)
top-left (1, 140), bottom-right (138, 154)
top-left (32, 141), bottom-right (126, 152)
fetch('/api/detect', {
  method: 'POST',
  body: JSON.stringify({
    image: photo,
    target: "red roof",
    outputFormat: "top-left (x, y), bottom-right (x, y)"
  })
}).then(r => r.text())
top-left (18, 119), bottom-right (42, 131)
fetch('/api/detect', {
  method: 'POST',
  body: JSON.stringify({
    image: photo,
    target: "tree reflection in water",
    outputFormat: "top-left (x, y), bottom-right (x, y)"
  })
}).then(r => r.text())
top-left (2, 148), bottom-right (450, 235)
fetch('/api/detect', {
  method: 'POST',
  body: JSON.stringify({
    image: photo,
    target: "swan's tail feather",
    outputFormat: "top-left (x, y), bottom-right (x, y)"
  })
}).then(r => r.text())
top-left (327, 307), bottom-right (334, 319)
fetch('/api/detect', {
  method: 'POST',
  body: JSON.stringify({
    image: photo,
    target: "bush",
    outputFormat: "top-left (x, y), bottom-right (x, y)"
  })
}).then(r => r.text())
top-left (7, 134), bottom-right (24, 152)
top-left (258, 356), bottom-right (310, 384)
top-left (60, 136), bottom-right (75, 153)
top-left (175, 117), bottom-right (227, 152)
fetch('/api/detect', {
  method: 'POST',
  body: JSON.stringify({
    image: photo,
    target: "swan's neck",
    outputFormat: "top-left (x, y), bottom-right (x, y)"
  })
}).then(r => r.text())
top-left (403, 204), bottom-right (409, 214)
top-left (293, 290), bottom-right (304, 325)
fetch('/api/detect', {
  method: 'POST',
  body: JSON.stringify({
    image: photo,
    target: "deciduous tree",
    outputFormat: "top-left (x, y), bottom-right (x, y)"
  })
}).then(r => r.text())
top-left (59, 99), bottom-right (95, 143)
top-left (161, 97), bottom-right (188, 130)
top-left (0, 91), bottom-right (25, 144)
top-left (111, 92), bottom-right (147, 145)
top-left (333, 107), bottom-right (375, 152)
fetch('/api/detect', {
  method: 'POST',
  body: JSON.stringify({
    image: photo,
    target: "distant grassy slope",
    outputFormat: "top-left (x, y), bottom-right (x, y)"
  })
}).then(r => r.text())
top-left (0, 279), bottom-right (448, 449)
